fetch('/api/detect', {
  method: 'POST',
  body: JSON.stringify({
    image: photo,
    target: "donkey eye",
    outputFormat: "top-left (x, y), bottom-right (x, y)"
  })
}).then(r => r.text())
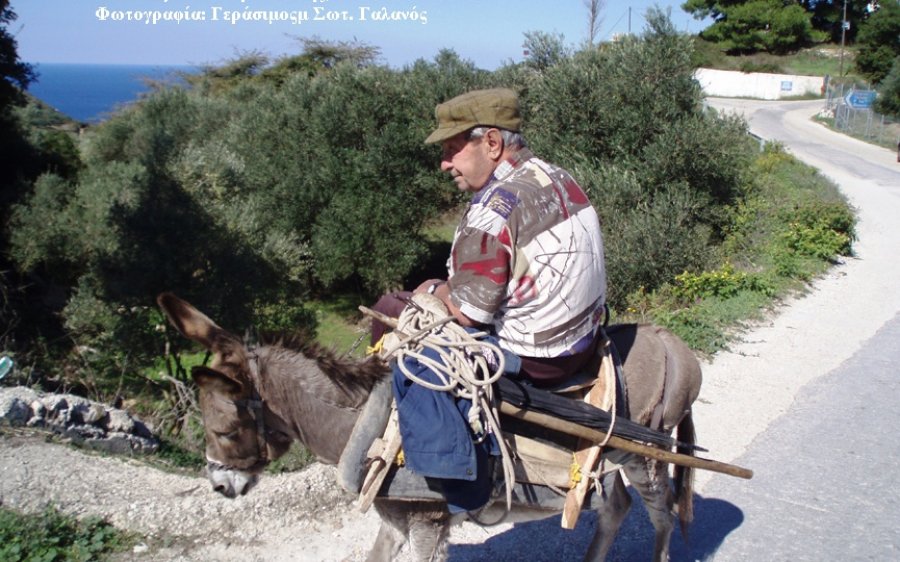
top-left (219, 430), bottom-right (241, 442)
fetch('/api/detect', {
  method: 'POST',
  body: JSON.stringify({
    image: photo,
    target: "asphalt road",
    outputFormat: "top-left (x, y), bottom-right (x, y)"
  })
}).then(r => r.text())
top-left (681, 311), bottom-right (900, 560)
top-left (669, 99), bottom-right (900, 561)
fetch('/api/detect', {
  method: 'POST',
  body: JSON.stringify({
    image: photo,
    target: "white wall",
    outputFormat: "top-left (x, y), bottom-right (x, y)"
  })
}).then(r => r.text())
top-left (694, 68), bottom-right (825, 100)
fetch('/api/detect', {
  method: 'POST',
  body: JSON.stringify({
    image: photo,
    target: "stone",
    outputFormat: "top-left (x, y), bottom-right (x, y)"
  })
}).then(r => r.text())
top-left (75, 402), bottom-right (108, 425)
top-left (107, 409), bottom-right (136, 434)
top-left (1, 386), bottom-right (159, 454)
top-left (28, 400), bottom-right (47, 427)
top-left (0, 390), bottom-right (33, 426)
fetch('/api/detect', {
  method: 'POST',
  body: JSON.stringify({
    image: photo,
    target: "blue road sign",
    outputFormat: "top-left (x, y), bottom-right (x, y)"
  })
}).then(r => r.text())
top-left (845, 90), bottom-right (876, 109)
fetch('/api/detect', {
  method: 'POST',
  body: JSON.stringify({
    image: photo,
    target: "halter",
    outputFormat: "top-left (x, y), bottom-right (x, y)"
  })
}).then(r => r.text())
top-left (206, 350), bottom-right (270, 474)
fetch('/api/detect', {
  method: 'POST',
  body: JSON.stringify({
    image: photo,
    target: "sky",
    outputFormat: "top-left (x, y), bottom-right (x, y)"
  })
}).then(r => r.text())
top-left (11, 1), bottom-right (710, 69)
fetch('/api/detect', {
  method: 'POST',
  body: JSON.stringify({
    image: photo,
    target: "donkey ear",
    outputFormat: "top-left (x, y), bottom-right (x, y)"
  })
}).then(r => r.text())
top-left (192, 366), bottom-right (244, 396)
top-left (157, 293), bottom-right (233, 352)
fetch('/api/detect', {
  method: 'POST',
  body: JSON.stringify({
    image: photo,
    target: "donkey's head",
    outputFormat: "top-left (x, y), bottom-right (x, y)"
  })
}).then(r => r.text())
top-left (157, 293), bottom-right (290, 498)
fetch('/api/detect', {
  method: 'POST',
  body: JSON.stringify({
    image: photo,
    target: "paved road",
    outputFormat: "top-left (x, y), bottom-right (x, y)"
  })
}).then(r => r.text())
top-left (671, 100), bottom-right (900, 561)
top-left (680, 310), bottom-right (900, 560)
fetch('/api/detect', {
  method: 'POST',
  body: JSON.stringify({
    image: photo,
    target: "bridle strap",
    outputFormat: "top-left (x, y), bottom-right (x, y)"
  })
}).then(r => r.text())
top-left (242, 349), bottom-right (269, 468)
top-left (208, 350), bottom-right (269, 472)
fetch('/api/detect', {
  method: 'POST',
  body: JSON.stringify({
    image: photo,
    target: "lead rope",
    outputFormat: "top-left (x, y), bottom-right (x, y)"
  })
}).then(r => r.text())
top-left (380, 294), bottom-right (517, 513)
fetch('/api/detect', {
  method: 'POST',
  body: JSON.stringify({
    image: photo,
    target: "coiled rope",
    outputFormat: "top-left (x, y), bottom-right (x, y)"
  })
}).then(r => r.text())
top-left (381, 294), bottom-right (517, 512)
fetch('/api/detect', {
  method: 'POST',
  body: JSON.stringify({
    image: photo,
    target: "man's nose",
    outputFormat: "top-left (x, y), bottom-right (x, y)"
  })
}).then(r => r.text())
top-left (440, 160), bottom-right (453, 172)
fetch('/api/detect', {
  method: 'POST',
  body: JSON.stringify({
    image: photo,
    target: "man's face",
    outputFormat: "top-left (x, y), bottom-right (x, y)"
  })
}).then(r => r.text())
top-left (440, 131), bottom-right (496, 192)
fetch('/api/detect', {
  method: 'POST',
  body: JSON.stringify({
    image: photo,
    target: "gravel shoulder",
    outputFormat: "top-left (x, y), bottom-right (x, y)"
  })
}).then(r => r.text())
top-left (3, 99), bottom-right (899, 561)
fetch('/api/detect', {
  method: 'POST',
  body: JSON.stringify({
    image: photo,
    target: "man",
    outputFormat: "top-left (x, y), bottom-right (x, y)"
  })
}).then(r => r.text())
top-left (366, 88), bottom-right (607, 512)
top-left (414, 87), bottom-right (607, 388)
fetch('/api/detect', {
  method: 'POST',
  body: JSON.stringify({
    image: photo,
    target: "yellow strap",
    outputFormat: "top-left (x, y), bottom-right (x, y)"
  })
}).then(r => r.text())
top-left (569, 453), bottom-right (582, 488)
top-left (365, 334), bottom-right (385, 356)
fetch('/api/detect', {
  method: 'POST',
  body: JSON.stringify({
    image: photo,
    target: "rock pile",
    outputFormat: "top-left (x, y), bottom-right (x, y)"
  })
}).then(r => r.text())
top-left (0, 386), bottom-right (159, 454)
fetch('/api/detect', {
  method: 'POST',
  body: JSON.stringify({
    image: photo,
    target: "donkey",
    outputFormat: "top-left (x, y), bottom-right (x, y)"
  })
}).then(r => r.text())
top-left (157, 293), bottom-right (702, 561)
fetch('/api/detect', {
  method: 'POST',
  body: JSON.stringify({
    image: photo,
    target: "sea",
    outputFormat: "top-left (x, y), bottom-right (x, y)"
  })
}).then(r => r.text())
top-left (26, 63), bottom-right (199, 123)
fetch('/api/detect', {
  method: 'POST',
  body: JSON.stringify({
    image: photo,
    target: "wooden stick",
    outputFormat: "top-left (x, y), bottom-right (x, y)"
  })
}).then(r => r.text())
top-left (500, 402), bottom-right (753, 480)
top-left (358, 412), bottom-right (402, 513)
top-left (359, 305), bottom-right (754, 480)
top-left (562, 337), bottom-right (615, 528)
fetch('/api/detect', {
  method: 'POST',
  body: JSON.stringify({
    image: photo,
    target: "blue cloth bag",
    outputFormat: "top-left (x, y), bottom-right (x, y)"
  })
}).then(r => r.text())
top-left (391, 341), bottom-right (504, 513)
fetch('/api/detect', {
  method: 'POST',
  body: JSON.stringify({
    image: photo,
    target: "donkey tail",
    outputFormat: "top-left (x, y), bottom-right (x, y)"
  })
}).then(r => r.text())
top-left (673, 412), bottom-right (696, 538)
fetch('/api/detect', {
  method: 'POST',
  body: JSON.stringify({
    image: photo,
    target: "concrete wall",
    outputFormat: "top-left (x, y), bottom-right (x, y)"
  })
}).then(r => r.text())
top-left (694, 68), bottom-right (825, 100)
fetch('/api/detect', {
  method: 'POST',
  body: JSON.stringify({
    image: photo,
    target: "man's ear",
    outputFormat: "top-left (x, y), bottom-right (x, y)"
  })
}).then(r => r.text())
top-left (484, 128), bottom-right (505, 160)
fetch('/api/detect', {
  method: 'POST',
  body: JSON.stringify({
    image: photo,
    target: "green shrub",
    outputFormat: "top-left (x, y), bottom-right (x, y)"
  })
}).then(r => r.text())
top-left (266, 443), bottom-right (316, 474)
top-left (653, 306), bottom-right (730, 355)
top-left (619, 137), bottom-right (856, 354)
top-left (520, 9), bottom-right (755, 307)
top-left (637, 111), bottom-right (755, 232)
top-left (673, 263), bottom-right (774, 301)
top-left (690, 37), bottom-right (729, 69)
top-left (754, 141), bottom-right (792, 172)
top-left (854, 1), bottom-right (900, 84)
top-left (528, 10), bottom-right (702, 164)
top-left (0, 505), bottom-right (135, 562)
top-left (778, 200), bottom-right (856, 259)
top-left (252, 296), bottom-right (317, 335)
top-left (874, 57), bottom-right (900, 117)
top-left (738, 60), bottom-right (783, 74)
top-left (596, 172), bottom-right (715, 308)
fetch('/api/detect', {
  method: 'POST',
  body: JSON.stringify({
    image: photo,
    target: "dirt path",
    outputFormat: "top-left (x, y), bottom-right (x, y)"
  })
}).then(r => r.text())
top-left (2, 100), bottom-right (899, 561)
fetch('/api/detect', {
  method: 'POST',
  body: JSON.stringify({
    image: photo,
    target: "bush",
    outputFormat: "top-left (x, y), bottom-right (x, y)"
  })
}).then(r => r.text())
top-left (0, 505), bottom-right (134, 561)
top-left (621, 139), bottom-right (856, 354)
top-left (673, 262), bottom-right (774, 301)
top-left (854, 1), bottom-right (900, 84)
top-left (738, 60), bottom-right (783, 74)
top-left (575, 161), bottom-right (715, 308)
top-left (778, 201), bottom-right (856, 260)
top-left (528, 10), bottom-right (702, 163)
top-left (874, 57), bottom-right (900, 117)
top-left (691, 0), bottom-right (826, 55)
top-left (521, 9), bottom-right (755, 306)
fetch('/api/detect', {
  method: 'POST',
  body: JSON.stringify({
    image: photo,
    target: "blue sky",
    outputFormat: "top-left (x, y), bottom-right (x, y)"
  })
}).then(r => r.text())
top-left (12, 1), bottom-right (709, 69)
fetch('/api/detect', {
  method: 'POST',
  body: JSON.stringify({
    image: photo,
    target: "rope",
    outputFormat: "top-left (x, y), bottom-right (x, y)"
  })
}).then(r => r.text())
top-left (381, 294), bottom-right (517, 512)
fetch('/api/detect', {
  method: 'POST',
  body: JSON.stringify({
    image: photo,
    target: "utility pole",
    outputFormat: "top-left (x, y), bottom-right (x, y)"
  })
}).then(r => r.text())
top-left (839, 0), bottom-right (848, 80)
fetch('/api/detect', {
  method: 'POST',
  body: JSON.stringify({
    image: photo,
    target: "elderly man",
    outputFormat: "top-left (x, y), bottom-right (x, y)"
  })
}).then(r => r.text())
top-left (365, 88), bottom-right (608, 512)
top-left (414, 87), bottom-right (607, 388)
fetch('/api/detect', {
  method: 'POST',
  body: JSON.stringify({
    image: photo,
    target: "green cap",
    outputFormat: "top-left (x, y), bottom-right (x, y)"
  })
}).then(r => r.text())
top-left (424, 88), bottom-right (522, 144)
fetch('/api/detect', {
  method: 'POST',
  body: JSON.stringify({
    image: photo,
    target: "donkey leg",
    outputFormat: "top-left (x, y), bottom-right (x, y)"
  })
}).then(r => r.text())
top-left (623, 457), bottom-right (676, 562)
top-left (371, 499), bottom-right (451, 562)
top-left (368, 500), bottom-right (411, 562)
top-left (408, 512), bottom-right (451, 562)
top-left (584, 470), bottom-right (632, 561)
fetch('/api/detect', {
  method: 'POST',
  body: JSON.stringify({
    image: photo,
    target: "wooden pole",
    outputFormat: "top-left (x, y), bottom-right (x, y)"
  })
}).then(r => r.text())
top-left (359, 305), bottom-right (753, 480)
top-left (500, 402), bottom-right (753, 480)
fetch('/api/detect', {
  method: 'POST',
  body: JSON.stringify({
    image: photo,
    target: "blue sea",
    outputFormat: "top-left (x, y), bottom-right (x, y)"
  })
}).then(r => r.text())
top-left (26, 63), bottom-right (198, 123)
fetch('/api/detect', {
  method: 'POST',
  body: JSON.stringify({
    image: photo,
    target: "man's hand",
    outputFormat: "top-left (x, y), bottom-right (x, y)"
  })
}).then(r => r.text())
top-left (414, 279), bottom-right (445, 294)
top-left (413, 278), bottom-right (481, 328)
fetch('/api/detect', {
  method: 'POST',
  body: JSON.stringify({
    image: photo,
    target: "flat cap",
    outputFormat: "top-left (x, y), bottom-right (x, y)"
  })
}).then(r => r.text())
top-left (424, 88), bottom-right (522, 144)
